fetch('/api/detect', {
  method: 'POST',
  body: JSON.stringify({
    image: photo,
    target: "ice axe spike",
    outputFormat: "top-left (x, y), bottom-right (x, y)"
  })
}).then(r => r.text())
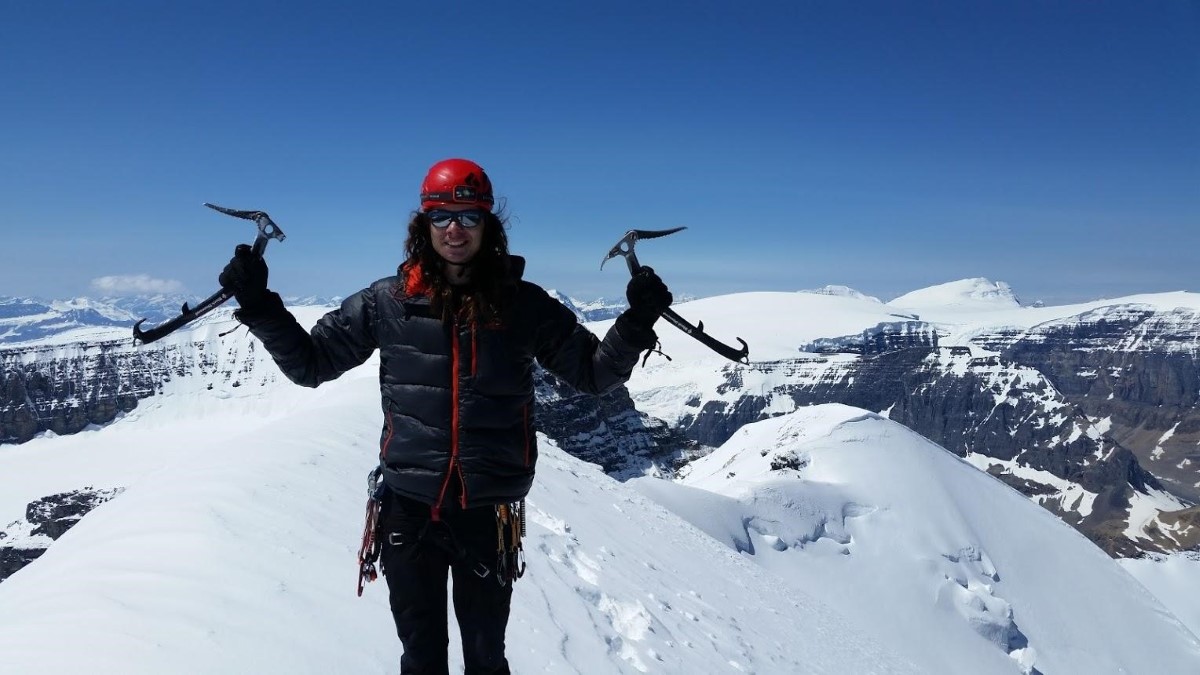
top-left (131, 203), bottom-right (287, 345)
top-left (602, 227), bottom-right (750, 364)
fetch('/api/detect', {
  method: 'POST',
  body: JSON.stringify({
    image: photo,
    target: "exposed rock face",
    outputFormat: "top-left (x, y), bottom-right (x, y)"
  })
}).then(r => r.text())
top-left (1, 339), bottom-right (156, 442)
top-left (24, 488), bottom-right (124, 539)
top-left (0, 487), bottom-right (125, 582)
top-left (0, 548), bottom-right (44, 583)
top-left (675, 347), bottom-right (1156, 491)
top-left (1002, 308), bottom-right (1200, 504)
top-left (533, 370), bottom-right (700, 479)
top-left (802, 320), bottom-right (937, 355)
top-left (0, 327), bottom-right (275, 443)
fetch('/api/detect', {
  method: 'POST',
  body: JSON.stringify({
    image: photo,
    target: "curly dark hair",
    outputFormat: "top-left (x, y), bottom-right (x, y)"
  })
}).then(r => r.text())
top-left (402, 210), bottom-right (514, 325)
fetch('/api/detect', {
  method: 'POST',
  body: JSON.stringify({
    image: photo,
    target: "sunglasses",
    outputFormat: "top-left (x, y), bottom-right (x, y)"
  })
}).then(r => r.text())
top-left (426, 209), bottom-right (485, 229)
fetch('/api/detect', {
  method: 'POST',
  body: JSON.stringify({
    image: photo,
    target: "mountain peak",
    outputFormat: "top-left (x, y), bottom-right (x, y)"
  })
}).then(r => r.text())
top-left (544, 289), bottom-right (626, 322)
top-left (799, 285), bottom-right (882, 303)
top-left (888, 278), bottom-right (1021, 310)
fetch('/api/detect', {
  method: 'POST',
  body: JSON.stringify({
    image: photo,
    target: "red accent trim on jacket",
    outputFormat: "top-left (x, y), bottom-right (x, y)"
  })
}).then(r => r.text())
top-left (380, 409), bottom-right (394, 461)
top-left (432, 317), bottom-right (468, 519)
top-left (457, 464), bottom-right (468, 509)
top-left (471, 324), bottom-right (478, 376)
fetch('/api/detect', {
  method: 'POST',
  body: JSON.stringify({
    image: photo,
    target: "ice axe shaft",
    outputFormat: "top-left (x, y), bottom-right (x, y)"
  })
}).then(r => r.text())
top-left (656, 308), bottom-right (750, 363)
top-left (131, 203), bottom-right (287, 345)
top-left (602, 227), bottom-right (750, 364)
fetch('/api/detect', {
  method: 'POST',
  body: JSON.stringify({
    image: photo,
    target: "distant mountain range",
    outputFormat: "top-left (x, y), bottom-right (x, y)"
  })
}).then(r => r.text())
top-left (0, 292), bottom-right (633, 345)
top-left (0, 295), bottom-right (344, 344)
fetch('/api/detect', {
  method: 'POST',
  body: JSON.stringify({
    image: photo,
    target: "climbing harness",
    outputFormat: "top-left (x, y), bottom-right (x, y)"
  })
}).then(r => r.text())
top-left (357, 466), bottom-right (527, 594)
top-left (395, 517), bottom-right (493, 580)
top-left (495, 500), bottom-right (526, 586)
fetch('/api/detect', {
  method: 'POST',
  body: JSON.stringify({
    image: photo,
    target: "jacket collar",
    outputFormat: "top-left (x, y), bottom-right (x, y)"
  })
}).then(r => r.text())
top-left (400, 256), bottom-right (526, 296)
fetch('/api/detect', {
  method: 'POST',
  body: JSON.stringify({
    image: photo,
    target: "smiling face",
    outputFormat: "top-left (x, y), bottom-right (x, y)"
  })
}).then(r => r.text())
top-left (429, 204), bottom-right (484, 267)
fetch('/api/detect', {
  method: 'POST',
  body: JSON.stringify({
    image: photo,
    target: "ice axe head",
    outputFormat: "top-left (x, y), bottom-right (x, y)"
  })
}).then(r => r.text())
top-left (204, 202), bottom-right (287, 256)
top-left (601, 226), bottom-right (686, 275)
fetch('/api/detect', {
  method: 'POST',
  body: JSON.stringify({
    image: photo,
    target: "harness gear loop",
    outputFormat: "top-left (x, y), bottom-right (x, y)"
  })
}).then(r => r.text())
top-left (494, 500), bottom-right (526, 587)
top-left (356, 466), bottom-right (385, 597)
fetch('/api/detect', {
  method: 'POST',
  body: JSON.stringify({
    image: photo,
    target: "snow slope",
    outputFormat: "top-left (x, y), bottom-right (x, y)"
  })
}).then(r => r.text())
top-left (632, 405), bottom-right (1200, 674)
top-left (4, 283), bottom-right (1200, 672)
top-left (1120, 553), bottom-right (1200, 642)
top-left (0, 353), bottom-right (916, 674)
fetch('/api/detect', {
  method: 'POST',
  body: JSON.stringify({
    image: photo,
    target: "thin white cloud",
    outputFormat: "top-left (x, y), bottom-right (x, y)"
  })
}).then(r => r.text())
top-left (90, 274), bottom-right (185, 296)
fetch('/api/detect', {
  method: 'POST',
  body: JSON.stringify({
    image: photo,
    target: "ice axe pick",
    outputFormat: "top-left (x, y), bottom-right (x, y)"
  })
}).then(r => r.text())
top-left (602, 227), bottom-right (750, 364)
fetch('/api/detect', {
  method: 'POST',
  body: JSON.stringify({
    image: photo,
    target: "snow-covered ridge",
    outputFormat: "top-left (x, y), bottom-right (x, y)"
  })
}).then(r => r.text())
top-left (8, 279), bottom-right (1198, 350)
top-left (0, 363), bottom-right (920, 673)
top-left (4, 372), bottom-right (1198, 672)
top-left (3, 281), bottom-right (1200, 671)
top-left (637, 404), bottom-right (1200, 674)
top-left (889, 278), bottom-right (1021, 311)
top-left (585, 283), bottom-right (1200, 363)
top-left (1022, 305), bottom-right (1200, 354)
top-left (800, 284), bottom-right (883, 303)
top-left (585, 284), bottom-right (1200, 558)
top-left (7, 282), bottom-right (1200, 558)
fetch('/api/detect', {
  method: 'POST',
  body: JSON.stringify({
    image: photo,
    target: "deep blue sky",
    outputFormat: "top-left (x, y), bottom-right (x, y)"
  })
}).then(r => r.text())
top-left (1, 1), bottom-right (1196, 305)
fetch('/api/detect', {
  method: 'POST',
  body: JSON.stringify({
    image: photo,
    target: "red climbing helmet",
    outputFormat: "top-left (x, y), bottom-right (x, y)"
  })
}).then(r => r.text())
top-left (419, 158), bottom-right (495, 211)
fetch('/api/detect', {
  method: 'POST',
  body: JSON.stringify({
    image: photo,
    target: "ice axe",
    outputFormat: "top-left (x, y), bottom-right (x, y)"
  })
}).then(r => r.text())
top-left (602, 227), bottom-right (749, 364)
top-left (131, 203), bottom-right (287, 345)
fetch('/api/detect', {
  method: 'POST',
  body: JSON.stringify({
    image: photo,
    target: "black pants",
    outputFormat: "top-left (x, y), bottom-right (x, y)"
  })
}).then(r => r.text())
top-left (380, 494), bottom-right (512, 675)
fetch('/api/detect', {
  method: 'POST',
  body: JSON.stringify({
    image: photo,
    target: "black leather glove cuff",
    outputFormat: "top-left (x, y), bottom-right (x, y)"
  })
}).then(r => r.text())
top-left (625, 267), bottom-right (672, 321)
top-left (232, 286), bottom-right (272, 310)
top-left (615, 310), bottom-right (659, 351)
top-left (219, 243), bottom-right (271, 309)
top-left (232, 290), bottom-right (285, 324)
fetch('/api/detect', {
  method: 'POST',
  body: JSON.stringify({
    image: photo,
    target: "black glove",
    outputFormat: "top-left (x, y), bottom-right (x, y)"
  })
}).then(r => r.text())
top-left (615, 267), bottom-right (672, 349)
top-left (625, 266), bottom-right (672, 321)
top-left (219, 244), bottom-right (271, 310)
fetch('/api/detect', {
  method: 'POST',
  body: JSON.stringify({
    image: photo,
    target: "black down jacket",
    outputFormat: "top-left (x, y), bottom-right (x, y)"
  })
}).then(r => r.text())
top-left (237, 257), bottom-right (647, 516)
